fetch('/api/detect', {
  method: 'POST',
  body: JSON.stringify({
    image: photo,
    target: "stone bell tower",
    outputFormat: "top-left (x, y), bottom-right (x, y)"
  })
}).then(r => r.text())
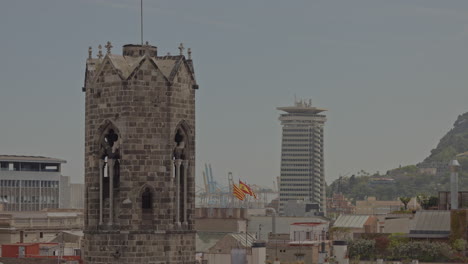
top-left (82, 42), bottom-right (197, 264)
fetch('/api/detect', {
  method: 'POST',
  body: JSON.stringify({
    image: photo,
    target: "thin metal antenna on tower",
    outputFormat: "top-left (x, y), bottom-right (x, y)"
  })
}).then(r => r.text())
top-left (140, 0), bottom-right (143, 45)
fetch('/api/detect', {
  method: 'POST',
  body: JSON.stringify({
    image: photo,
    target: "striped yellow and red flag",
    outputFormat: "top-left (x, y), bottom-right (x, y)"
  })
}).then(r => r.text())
top-left (239, 180), bottom-right (257, 199)
top-left (233, 184), bottom-right (245, 201)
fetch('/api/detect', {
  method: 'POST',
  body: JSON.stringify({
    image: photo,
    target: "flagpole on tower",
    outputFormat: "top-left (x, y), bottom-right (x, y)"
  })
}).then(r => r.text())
top-left (140, 0), bottom-right (143, 45)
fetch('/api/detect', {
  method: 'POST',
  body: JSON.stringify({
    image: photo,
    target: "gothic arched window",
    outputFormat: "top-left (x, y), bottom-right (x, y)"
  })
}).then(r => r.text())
top-left (172, 122), bottom-right (191, 226)
top-left (141, 187), bottom-right (153, 226)
top-left (142, 188), bottom-right (152, 210)
top-left (97, 123), bottom-right (121, 226)
top-left (173, 129), bottom-right (187, 160)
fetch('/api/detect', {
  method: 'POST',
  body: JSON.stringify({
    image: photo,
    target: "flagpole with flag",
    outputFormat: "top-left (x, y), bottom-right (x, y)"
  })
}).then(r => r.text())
top-left (232, 183), bottom-right (245, 202)
top-left (239, 180), bottom-right (257, 199)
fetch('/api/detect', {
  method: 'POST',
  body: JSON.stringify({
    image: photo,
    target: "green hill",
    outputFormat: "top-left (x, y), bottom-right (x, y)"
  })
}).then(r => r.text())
top-left (423, 111), bottom-right (468, 163)
top-left (328, 111), bottom-right (468, 202)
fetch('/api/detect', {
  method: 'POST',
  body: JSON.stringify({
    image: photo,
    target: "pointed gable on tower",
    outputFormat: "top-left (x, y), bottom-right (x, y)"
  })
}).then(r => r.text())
top-left (85, 44), bottom-right (197, 89)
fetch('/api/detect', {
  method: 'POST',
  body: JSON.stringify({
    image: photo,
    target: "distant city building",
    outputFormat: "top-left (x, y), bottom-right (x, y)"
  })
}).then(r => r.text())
top-left (416, 161), bottom-right (449, 176)
top-left (1, 242), bottom-right (82, 263)
top-left (369, 177), bottom-right (395, 185)
top-left (0, 209), bottom-right (83, 245)
top-left (59, 175), bottom-right (71, 209)
top-left (283, 200), bottom-right (321, 217)
top-left (326, 193), bottom-right (355, 216)
top-left (333, 215), bottom-right (378, 237)
top-left (266, 197), bottom-right (279, 212)
top-left (266, 222), bottom-right (331, 264)
top-left (289, 222), bottom-right (329, 241)
top-left (278, 100), bottom-right (327, 215)
top-left (408, 211), bottom-right (450, 239)
top-left (0, 155), bottom-right (67, 211)
top-left (438, 191), bottom-right (468, 210)
top-left (69, 183), bottom-right (84, 209)
top-left (355, 196), bottom-right (404, 215)
top-left (202, 233), bottom-right (264, 264)
top-left (194, 208), bottom-right (248, 233)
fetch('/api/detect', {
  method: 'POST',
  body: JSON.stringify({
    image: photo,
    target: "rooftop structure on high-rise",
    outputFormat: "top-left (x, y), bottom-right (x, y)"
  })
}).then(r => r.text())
top-left (277, 99), bottom-right (327, 215)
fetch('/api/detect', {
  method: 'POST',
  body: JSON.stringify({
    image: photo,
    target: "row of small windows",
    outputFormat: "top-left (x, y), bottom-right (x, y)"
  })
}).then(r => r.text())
top-left (282, 134), bottom-right (313, 138)
top-left (2, 195), bottom-right (57, 204)
top-left (282, 153), bottom-right (315, 157)
top-left (282, 141), bottom-right (322, 144)
top-left (281, 183), bottom-right (313, 186)
top-left (281, 158), bottom-right (313, 162)
top-left (0, 180), bottom-right (59, 188)
top-left (281, 164), bottom-right (314, 167)
top-left (281, 188), bottom-right (311, 192)
top-left (283, 136), bottom-right (323, 140)
top-left (280, 193), bottom-right (312, 197)
top-left (283, 129), bottom-right (322, 136)
top-left (283, 139), bottom-right (312, 142)
top-left (284, 143), bottom-right (320, 146)
top-left (283, 129), bottom-right (315, 132)
top-left (0, 162), bottom-right (60, 172)
top-left (282, 149), bottom-right (312, 152)
top-left (283, 136), bottom-right (322, 140)
top-left (282, 169), bottom-right (322, 172)
top-left (281, 148), bottom-right (322, 152)
top-left (282, 144), bottom-right (313, 147)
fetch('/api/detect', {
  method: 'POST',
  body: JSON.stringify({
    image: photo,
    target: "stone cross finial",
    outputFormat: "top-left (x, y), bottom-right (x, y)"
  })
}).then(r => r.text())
top-left (187, 48), bottom-right (192, 60)
top-left (144, 41), bottom-right (149, 55)
top-left (97, 45), bottom-right (103, 59)
top-left (178, 43), bottom-right (184, 55)
top-left (88, 47), bottom-right (93, 59)
top-left (105, 41), bottom-right (113, 54)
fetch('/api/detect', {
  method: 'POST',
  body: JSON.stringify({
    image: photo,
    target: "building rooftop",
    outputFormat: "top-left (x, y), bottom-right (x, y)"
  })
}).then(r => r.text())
top-left (277, 106), bottom-right (327, 115)
top-left (291, 222), bottom-right (326, 227)
top-left (409, 210), bottom-right (450, 238)
top-left (0, 155), bottom-right (66, 164)
top-left (277, 99), bottom-right (327, 114)
top-left (333, 215), bottom-right (370, 229)
top-left (196, 232), bottom-right (226, 253)
top-left (228, 233), bottom-right (256, 248)
top-left (206, 232), bottom-right (256, 254)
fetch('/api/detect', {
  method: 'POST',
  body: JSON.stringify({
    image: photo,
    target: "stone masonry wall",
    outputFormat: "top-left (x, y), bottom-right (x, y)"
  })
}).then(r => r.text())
top-left (83, 44), bottom-right (197, 264)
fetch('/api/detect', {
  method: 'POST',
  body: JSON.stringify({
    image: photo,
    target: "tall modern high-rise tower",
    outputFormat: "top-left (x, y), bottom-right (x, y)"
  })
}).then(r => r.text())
top-left (278, 100), bottom-right (327, 215)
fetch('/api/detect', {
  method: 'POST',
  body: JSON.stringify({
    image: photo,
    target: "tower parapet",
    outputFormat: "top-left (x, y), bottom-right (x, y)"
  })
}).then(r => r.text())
top-left (123, 43), bottom-right (157, 57)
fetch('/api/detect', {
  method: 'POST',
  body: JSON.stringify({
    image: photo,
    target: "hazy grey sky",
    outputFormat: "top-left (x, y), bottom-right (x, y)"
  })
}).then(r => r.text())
top-left (1, 0), bottom-right (468, 190)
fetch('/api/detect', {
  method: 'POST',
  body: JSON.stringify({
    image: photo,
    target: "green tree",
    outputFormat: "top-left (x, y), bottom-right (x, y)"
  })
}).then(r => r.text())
top-left (399, 197), bottom-right (411, 210)
top-left (452, 238), bottom-right (467, 252)
top-left (388, 232), bottom-right (409, 259)
top-left (348, 239), bottom-right (375, 260)
top-left (417, 194), bottom-right (439, 209)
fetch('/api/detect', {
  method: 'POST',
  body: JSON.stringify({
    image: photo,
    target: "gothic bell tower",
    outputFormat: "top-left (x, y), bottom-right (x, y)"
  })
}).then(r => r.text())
top-left (82, 42), bottom-right (197, 264)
